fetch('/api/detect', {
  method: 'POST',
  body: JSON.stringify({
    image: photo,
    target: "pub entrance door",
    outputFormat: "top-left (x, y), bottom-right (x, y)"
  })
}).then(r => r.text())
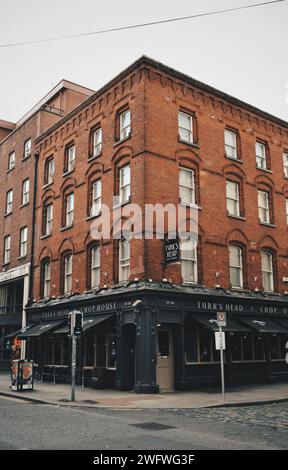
top-left (156, 328), bottom-right (174, 392)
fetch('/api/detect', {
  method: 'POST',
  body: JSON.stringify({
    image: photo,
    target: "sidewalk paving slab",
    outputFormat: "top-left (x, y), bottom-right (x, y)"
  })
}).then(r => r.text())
top-left (1, 373), bottom-right (288, 409)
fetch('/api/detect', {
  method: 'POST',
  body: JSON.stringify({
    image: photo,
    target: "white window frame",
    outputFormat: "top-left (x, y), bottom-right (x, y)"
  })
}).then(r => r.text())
top-left (43, 260), bottom-right (51, 298)
top-left (261, 251), bottom-right (274, 292)
top-left (256, 141), bottom-right (267, 170)
top-left (19, 227), bottom-right (28, 258)
top-left (3, 235), bottom-right (11, 264)
top-left (91, 180), bottom-right (102, 216)
top-left (24, 138), bottom-right (32, 159)
top-left (178, 111), bottom-right (193, 143)
top-left (67, 145), bottom-right (75, 172)
top-left (64, 253), bottom-right (73, 294)
top-left (283, 152), bottom-right (288, 178)
top-left (22, 179), bottom-right (29, 206)
top-left (93, 128), bottom-right (102, 157)
top-left (65, 193), bottom-right (74, 227)
top-left (45, 203), bottom-right (53, 235)
top-left (8, 152), bottom-right (15, 171)
top-left (258, 190), bottom-right (270, 224)
top-left (225, 129), bottom-right (238, 159)
top-left (119, 165), bottom-right (130, 204)
top-left (46, 158), bottom-right (54, 185)
top-left (91, 245), bottom-right (100, 288)
top-left (180, 238), bottom-right (198, 284)
top-left (6, 190), bottom-right (13, 214)
top-left (229, 245), bottom-right (243, 289)
top-left (226, 181), bottom-right (240, 217)
top-left (179, 167), bottom-right (195, 205)
top-left (119, 109), bottom-right (131, 141)
top-left (119, 239), bottom-right (130, 282)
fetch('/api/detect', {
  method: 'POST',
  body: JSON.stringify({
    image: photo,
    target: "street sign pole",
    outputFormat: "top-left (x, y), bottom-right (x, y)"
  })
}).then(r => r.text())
top-left (219, 325), bottom-right (225, 402)
top-left (71, 334), bottom-right (77, 402)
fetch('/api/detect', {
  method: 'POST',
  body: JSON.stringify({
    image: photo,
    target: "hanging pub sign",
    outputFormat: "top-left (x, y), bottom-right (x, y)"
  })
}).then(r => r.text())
top-left (164, 238), bottom-right (179, 264)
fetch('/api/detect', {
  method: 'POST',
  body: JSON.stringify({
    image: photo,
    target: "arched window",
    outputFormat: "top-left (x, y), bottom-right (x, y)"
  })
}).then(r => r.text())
top-left (180, 238), bottom-right (198, 284)
top-left (41, 258), bottom-right (51, 298)
top-left (61, 251), bottom-right (73, 294)
top-left (261, 250), bottom-right (274, 292)
top-left (229, 245), bottom-right (243, 289)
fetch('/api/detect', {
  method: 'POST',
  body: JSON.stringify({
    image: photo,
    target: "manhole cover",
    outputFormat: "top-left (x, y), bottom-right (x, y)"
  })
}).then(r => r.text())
top-left (130, 422), bottom-right (176, 431)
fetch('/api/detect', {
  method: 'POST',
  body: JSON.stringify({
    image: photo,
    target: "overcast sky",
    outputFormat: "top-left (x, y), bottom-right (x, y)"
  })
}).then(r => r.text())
top-left (0, 0), bottom-right (287, 123)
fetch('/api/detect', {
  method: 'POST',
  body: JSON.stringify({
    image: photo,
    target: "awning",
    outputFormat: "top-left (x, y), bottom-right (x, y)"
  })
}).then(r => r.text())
top-left (4, 329), bottom-right (23, 339)
top-left (274, 318), bottom-right (288, 330)
top-left (237, 317), bottom-right (288, 334)
top-left (53, 314), bottom-right (113, 335)
top-left (188, 313), bottom-right (251, 332)
top-left (18, 321), bottom-right (64, 339)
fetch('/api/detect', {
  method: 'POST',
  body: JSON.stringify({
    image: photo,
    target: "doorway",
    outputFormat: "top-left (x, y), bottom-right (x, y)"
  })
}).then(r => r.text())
top-left (156, 328), bottom-right (174, 392)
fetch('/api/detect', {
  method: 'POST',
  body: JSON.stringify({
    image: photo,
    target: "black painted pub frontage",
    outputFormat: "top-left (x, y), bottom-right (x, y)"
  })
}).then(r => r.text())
top-left (20, 283), bottom-right (288, 393)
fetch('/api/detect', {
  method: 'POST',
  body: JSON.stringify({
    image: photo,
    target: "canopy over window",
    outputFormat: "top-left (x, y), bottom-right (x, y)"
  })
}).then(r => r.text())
top-left (53, 314), bottom-right (113, 334)
top-left (18, 321), bottom-right (64, 339)
top-left (4, 329), bottom-right (23, 339)
top-left (237, 317), bottom-right (288, 334)
top-left (187, 312), bottom-right (251, 332)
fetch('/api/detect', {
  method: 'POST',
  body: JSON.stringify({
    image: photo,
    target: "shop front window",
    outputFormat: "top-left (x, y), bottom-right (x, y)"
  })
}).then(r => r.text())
top-left (280, 335), bottom-right (288, 359)
top-left (85, 335), bottom-right (95, 367)
top-left (185, 330), bottom-right (198, 363)
top-left (106, 333), bottom-right (117, 369)
top-left (62, 337), bottom-right (68, 365)
top-left (230, 333), bottom-right (242, 361)
top-left (199, 329), bottom-right (212, 362)
top-left (54, 337), bottom-right (62, 365)
top-left (243, 334), bottom-right (253, 361)
top-left (270, 334), bottom-right (280, 360)
top-left (254, 335), bottom-right (265, 360)
top-left (96, 334), bottom-right (106, 367)
top-left (44, 337), bottom-right (53, 364)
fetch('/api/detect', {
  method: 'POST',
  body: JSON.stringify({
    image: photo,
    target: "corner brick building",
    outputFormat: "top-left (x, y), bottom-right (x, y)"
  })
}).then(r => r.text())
top-left (0, 81), bottom-right (94, 370)
top-left (16, 56), bottom-right (288, 393)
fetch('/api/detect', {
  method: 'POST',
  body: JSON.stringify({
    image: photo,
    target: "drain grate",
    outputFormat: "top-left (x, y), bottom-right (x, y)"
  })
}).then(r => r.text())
top-left (130, 422), bottom-right (176, 431)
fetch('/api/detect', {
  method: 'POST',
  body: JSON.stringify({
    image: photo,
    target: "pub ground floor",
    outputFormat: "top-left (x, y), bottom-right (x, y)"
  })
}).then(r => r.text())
top-left (18, 283), bottom-right (288, 393)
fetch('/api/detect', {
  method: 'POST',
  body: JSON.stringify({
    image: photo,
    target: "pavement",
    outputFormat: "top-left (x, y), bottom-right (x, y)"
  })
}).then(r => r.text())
top-left (1, 373), bottom-right (288, 409)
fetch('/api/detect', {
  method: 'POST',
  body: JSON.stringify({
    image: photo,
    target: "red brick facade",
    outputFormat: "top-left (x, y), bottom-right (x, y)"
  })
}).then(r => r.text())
top-left (0, 82), bottom-right (94, 273)
top-left (32, 57), bottom-right (288, 303)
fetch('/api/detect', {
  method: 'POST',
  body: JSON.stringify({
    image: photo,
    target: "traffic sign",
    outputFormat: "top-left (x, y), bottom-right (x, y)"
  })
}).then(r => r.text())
top-left (215, 331), bottom-right (226, 350)
top-left (217, 312), bottom-right (226, 327)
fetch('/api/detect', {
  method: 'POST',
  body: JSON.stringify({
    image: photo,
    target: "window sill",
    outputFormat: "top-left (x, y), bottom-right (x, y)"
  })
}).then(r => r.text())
top-left (182, 282), bottom-right (199, 286)
top-left (62, 169), bottom-right (75, 178)
top-left (86, 212), bottom-right (102, 221)
top-left (2, 262), bottom-right (10, 267)
top-left (88, 152), bottom-right (102, 162)
top-left (7, 168), bottom-right (15, 174)
top-left (40, 233), bottom-right (52, 240)
top-left (20, 203), bottom-right (29, 209)
top-left (17, 255), bottom-right (27, 260)
top-left (227, 214), bottom-right (246, 221)
top-left (259, 222), bottom-right (276, 228)
top-left (178, 138), bottom-right (199, 149)
top-left (113, 198), bottom-right (131, 209)
top-left (256, 166), bottom-right (273, 174)
top-left (180, 202), bottom-right (202, 210)
top-left (113, 134), bottom-right (131, 147)
top-left (4, 212), bottom-right (12, 218)
top-left (60, 224), bottom-right (73, 232)
top-left (225, 155), bottom-right (243, 164)
top-left (22, 154), bottom-right (31, 161)
top-left (42, 182), bottom-right (53, 189)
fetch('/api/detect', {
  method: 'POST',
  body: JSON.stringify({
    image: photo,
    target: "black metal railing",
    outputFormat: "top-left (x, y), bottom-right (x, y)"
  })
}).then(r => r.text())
top-left (0, 304), bottom-right (23, 315)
